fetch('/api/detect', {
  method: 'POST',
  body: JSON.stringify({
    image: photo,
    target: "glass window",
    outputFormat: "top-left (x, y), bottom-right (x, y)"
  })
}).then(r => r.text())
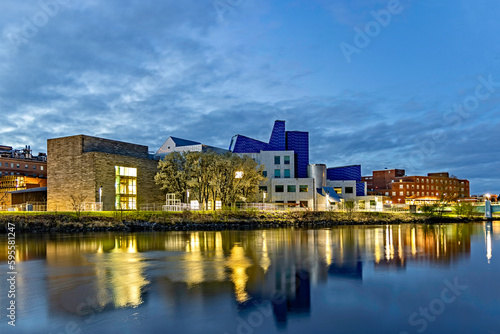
top-left (284, 156), bottom-right (290, 164)
top-left (262, 171), bottom-right (267, 177)
top-left (299, 185), bottom-right (308, 193)
top-left (259, 186), bottom-right (267, 192)
top-left (274, 156), bottom-right (280, 164)
top-left (16, 164), bottom-right (20, 168)
top-left (400, 184), bottom-right (403, 189)
top-left (392, 192), bottom-right (396, 196)
top-left (274, 169), bottom-right (281, 178)
top-left (33, 165), bottom-right (36, 169)
top-left (287, 185), bottom-right (296, 192)
top-left (25, 164), bottom-right (28, 169)
top-left (275, 185), bottom-right (284, 193)
top-left (41, 166), bottom-right (44, 171)
top-left (400, 191), bottom-right (403, 196)
top-left (115, 166), bottom-right (138, 210)
top-left (334, 187), bottom-right (342, 194)
top-left (345, 187), bottom-right (354, 194)
top-left (284, 169), bottom-right (290, 178)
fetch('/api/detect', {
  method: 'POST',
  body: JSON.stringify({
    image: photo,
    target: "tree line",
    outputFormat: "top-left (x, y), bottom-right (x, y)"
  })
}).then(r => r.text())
top-left (155, 151), bottom-right (266, 209)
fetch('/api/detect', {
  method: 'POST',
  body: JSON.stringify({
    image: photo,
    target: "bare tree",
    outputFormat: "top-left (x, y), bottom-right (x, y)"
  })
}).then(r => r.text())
top-left (69, 193), bottom-right (87, 218)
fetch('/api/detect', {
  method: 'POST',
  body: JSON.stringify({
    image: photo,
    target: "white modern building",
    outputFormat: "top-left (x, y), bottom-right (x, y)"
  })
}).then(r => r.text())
top-left (156, 136), bottom-right (228, 159)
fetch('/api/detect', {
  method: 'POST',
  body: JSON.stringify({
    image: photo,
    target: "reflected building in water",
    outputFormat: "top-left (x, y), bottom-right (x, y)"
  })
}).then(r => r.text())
top-left (0, 222), bottom-right (496, 326)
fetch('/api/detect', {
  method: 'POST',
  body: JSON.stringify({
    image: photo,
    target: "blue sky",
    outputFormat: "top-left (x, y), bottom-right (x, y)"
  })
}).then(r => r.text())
top-left (0, 0), bottom-right (499, 194)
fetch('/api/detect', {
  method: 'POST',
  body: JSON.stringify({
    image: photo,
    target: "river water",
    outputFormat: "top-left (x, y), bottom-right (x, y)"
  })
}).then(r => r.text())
top-left (0, 222), bottom-right (499, 334)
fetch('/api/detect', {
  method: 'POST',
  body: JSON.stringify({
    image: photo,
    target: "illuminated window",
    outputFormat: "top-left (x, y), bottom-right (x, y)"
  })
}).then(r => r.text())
top-left (115, 166), bottom-right (137, 210)
top-left (399, 191), bottom-right (403, 196)
top-left (41, 166), bottom-right (44, 171)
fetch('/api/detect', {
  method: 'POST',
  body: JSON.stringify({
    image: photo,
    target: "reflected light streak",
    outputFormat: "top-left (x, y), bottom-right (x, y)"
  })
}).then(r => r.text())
top-left (486, 226), bottom-right (492, 264)
top-left (260, 231), bottom-right (271, 273)
top-left (411, 228), bottom-right (417, 256)
top-left (227, 245), bottom-right (252, 303)
top-left (374, 228), bottom-right (381, 263)
top-left (325, 230), bottom-right (332, 266)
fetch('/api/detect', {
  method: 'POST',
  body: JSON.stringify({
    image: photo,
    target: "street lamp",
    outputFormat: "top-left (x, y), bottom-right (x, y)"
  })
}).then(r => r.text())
top-left (99, 186), bottom-right (103, 211)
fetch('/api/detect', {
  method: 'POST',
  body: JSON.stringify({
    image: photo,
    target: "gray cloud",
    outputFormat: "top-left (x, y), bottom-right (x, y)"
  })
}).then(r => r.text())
top-left (0, 0), bottom-right (498, 194)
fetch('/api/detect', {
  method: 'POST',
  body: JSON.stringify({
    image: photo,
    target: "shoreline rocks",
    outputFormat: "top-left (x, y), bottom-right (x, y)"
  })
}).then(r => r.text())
top-left (0, 212), bottom-right (488, 234)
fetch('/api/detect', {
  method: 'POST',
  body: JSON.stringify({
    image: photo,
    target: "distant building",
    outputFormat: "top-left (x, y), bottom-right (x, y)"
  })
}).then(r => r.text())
top-left (327, 165), bottom-right (366, 198)
top-left (230, 121), bottom-right (313, 207)
top-left (229, 120), bottom-right (365, 209)
top-left (362, 169), bottom-right (470, 204)
top-left (156, 136), bottom-right (228, 159)
top-left (0, 145), bottom-right (47, 178)
top-left (47, 135), bottom-right (163, 211)
top-left (0, 145), bottom-right (47, 208)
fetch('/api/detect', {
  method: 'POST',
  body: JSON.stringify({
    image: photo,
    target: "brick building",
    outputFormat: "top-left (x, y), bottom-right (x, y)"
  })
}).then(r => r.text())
top-left (362, 169), bottom-right (470, 204)
top-left (0, 145), bottom-right (47, 178)
top-left (0, 145), bottom-right (48, 208)
top-left (47, 135), bottom-right (164, 211)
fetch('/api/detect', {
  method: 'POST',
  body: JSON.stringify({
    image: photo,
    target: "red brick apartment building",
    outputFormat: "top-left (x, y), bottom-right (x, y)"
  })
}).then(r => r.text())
top-left (362, 169), bottom-right (470, 204)
top-left (0, 145), bottom-right (47, 178)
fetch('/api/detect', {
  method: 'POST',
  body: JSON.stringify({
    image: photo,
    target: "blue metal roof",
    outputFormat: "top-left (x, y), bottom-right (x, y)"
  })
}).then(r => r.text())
top-left (316, 187), bottom-right (341, 202)
top-left (170, 137), bottom-right (201, 147)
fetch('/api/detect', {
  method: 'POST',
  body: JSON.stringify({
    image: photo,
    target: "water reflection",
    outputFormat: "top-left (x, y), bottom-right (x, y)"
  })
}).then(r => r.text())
top-left (0, 222), bottom-right (498, 332)
top-left (485, 222), bottom-right (493, 264)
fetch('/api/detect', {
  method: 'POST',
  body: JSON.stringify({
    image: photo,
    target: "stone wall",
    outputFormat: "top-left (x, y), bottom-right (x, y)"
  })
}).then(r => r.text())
top-left (48, 135), bottom-right (163, 211)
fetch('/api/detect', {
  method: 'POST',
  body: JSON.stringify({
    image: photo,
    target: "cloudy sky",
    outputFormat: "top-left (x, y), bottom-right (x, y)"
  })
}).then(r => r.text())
top-left (1, 0), bottom-right (499, 194)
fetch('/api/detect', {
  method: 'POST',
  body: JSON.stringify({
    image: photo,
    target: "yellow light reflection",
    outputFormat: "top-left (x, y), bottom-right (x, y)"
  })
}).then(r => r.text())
top-left (184, 232), bottom-right (204, 286)
top-left (411, 228), bottom-right (417, 256)
top-left (227, 244), bottom-right (252, 303)
top-left (260, 231), bottom-right (271, 273)
top-left (214, 232), bottom-right (226, 281)
top-left (374, 228), bottom-right (381, 264)
top-left (325, 230), bottom-right (332, 266)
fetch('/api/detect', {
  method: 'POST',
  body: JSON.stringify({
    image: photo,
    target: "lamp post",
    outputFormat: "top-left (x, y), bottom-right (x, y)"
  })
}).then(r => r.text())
top-left (263, 191), bottom-right (266, 204)
top-left (99, 186), bottom-right (103, 211)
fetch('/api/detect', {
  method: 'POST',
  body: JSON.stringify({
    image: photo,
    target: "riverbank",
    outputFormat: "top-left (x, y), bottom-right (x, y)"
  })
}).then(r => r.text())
top-left (0, 211), bottom-right (488, 233)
